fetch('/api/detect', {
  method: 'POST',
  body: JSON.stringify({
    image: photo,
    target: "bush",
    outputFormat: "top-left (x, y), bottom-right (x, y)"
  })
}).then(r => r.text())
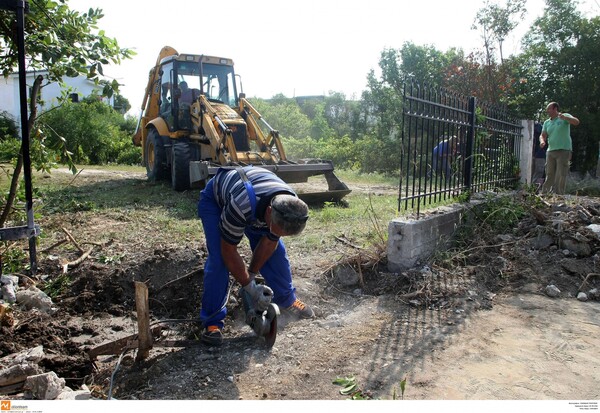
top-left (116, 145), bottom-right (142, 165)
top-left (0, 111), bottom-right (18, 141)
top-left (0, 139), bottom-right (21, 162)
top-left (40, 100), bottom-right (135, 165)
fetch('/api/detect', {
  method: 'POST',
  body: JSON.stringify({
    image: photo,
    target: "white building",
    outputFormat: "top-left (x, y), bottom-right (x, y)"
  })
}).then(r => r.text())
top-left (0, 70), bottom-right (113, 133)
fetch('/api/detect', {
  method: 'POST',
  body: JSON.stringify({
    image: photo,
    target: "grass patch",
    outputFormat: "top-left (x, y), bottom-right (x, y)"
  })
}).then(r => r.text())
top-left (0, 163), bottom-right (411, 273)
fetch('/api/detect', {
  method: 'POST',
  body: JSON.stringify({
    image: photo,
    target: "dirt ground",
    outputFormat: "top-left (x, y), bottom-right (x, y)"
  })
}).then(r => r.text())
top-left (1, 169), bottom-right (599, 401)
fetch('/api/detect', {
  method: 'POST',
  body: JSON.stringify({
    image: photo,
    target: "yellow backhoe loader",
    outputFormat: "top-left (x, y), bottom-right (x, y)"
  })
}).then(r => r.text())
top-left (132, 46), bottom-right (350, 203)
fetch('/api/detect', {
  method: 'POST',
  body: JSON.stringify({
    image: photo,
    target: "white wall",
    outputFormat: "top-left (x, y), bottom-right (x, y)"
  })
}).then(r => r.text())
top-left (0, 71), bottom-right (112, 134)
top-left (520, 119), bottom-right (535, 185)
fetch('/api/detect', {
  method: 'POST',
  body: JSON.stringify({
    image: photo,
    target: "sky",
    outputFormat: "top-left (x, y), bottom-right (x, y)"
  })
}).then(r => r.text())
top-left (66, 0), bottom-right (599, 117)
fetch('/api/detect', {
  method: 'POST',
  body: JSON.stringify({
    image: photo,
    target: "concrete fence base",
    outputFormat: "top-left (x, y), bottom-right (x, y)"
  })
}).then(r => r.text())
top-left (387, 201), bottom-right (483, 272)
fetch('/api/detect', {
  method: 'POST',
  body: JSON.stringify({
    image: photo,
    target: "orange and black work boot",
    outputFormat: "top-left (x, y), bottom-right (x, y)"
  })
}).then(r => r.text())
top-left (284, 298), bottom-right (315, 319)
top-left (201, 325), bottom-right (223, 346)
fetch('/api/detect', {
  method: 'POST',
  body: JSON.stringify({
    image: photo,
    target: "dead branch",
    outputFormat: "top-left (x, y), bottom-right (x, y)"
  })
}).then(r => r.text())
top-left (40, 238), bottom-right (68, 253)
top-left (534, 194), bottom-right (552, 207)
top-left (579, 273), bottom-right (600, 292)
top-left (397, 285), bottom-right (426, 300)
top-left (61, 227), bottom-right (84, 253)
top-left (81, 241), bottom-right (105, 248)
top-left (156, 268), bottom-right (202, 292)
top-left (62, 246), bottom-right (94, 273)
top-left (67, 168), bottom-right (85, 187)
top-left (334, 235), bottom-right (364, 250)
top-left (356, 257), bottom-right (364, 288)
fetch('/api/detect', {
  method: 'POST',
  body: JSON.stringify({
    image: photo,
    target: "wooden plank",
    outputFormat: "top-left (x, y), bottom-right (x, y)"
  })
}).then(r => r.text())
top-left (87, 326), bottom-right (162, 360)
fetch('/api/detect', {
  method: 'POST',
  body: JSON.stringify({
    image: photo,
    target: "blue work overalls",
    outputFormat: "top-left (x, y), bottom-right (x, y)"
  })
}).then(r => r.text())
top-left (197, 169), bottom-right (297, 329)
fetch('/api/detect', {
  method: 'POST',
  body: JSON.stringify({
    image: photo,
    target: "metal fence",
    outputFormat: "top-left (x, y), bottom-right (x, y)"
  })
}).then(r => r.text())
top-left (399, 80), bottom-right (523, 216)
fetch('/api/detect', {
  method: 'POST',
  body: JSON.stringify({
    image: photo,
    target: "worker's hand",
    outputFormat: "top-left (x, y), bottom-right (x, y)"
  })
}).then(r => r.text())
top-left (540, 140), bottom-right (547, 148)
top-left (243, 279), bottom-right (273, 312)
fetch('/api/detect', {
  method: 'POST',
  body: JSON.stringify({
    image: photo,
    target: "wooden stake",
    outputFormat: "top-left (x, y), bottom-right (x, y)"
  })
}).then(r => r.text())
top-left (135, 281), bottom-right (152, 361)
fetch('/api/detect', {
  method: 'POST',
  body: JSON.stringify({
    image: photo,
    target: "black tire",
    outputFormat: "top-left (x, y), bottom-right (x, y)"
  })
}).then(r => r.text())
top-left (145, 128), bottom-right (168, 181)
top-left (171, 140), bottom-right (191, 191)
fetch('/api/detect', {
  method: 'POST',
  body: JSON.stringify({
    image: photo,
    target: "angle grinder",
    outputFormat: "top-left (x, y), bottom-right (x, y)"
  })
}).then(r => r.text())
top-left (239, 287), bottom-right (279, 348)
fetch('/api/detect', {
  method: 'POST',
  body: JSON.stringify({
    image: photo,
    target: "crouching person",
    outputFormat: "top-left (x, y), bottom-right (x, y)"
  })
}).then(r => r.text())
top-left (197, 166), bottom-right (314, 345)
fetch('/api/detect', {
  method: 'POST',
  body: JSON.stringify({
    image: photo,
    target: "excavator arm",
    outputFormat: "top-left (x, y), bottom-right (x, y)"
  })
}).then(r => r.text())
top-left (240, 97), bottom-right (287, 161)
top-left (133, 46), bottom-right (178, 148)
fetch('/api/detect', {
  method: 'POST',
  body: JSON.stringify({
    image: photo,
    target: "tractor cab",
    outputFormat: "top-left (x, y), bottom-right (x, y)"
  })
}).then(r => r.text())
top-left (158, 55), bottom-right (238, 132)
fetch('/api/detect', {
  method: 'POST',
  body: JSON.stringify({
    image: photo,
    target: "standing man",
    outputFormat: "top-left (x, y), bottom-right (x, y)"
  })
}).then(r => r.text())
top-left (539, 102), bottom-right (580, 195)
top-left (198, 166), bottom-right (314, 346)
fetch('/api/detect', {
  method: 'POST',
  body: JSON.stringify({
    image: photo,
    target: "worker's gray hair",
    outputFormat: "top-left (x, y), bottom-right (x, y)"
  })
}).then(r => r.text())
top-left (270, 194), bottom-right (309, 236)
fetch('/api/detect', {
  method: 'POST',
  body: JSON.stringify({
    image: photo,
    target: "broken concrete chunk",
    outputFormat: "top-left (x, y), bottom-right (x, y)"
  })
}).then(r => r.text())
top-left (586, 224), bottom-right (600, 239)
top-left (24, 371), bottom-right (66, 400)
top-left (16, 286), bottom-right (57, 314)
top-left (589, 288), bottom-right (599, 300)
top-left (577, 292), bottom-right (588, 302)
top-left (1, 284), bottom-right (16, 304)
top-left (334, 264), bottom-right (360, 287)
top-left (0, 345), bottom-right (44, 369)
top-left (0, 363), bottom-right (43, 387)
top-left (545, 284), bottom-right (561, 298)
top-left (56, 386), bottom-right (93, 400)
top-left (532, 230), bottom-right (554, 250)
top-left (0, 274), bottom-right (19, 287)
top-left (560, 238), bottom-right (592, 257)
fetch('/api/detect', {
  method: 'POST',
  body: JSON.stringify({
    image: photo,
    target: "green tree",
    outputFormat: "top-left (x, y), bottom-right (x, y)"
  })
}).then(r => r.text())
top-left (309, 102), bottom-right (333, 140)
top-left (113, 94), bottom-right (131, 115)
top-left (323, 92), bottom-right (363, 140)
top-left (473, 0), bottom-right (527, 65)
top-left (0, 1), bottom-right (133, 226)
top-left (519, 0), bottom-right (600, 173)
top-left (250, 96), bottom-right (312, 139)
top-left (40, 96), bottom-right (133, 164)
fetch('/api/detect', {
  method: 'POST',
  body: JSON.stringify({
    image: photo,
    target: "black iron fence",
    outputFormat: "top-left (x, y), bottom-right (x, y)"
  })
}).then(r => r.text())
top-left (399, 80), bottom-right (523, 216)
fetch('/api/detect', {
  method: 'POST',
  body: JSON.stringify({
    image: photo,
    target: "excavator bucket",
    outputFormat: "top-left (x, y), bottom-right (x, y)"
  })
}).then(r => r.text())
top-left (189, 159), bottom-right (351, 204)
top-left (268, 160), bottom-right (351, 204)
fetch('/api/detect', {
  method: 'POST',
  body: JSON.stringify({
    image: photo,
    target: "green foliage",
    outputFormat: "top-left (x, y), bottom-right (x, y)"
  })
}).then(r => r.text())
top-left (42, 191), bottom-right (97, 214)
top-left (113, 94), bottom-right (132, 115)
top-left (280, 136), bottom-right (319, 159)
top-left (473, 0), bottom-right (527, 64)
top-left (97, 253), bottom-right (124, 265)
top-left (518, 0), bottom-right (600, 173)
top-left (1, 244), bottom-right (27, 274)
top-left (282, 133), bottom-right (398, 174)
top-left (392, 377), bottom-right (408, 400)
top-left (39, 99), bottom-right (139, 165)
top-left (462, 194), bottom-right (527, 240)
top-left (1, 178), bottom-right (42, 223)
top-left (0, 111), bottom-right (18, 141)
top-left (0, 139), bottom-right (21, 163)
top-left (0, 2), bottom-right (134, 96)
top-left (43, 273), bottom-right (71, 299)
top-left (250, 97), bottom-right (312, 139)
top-left (332, 376), bottom-right (373, 400)
top-left (354, 134), bottom-right (399, 174)
top-left (314, 135), bottom-right (360, 169)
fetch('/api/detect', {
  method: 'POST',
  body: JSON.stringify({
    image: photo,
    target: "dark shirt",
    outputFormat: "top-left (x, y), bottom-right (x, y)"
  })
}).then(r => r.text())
top-left (533, 122), bottom-right (546, 158)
